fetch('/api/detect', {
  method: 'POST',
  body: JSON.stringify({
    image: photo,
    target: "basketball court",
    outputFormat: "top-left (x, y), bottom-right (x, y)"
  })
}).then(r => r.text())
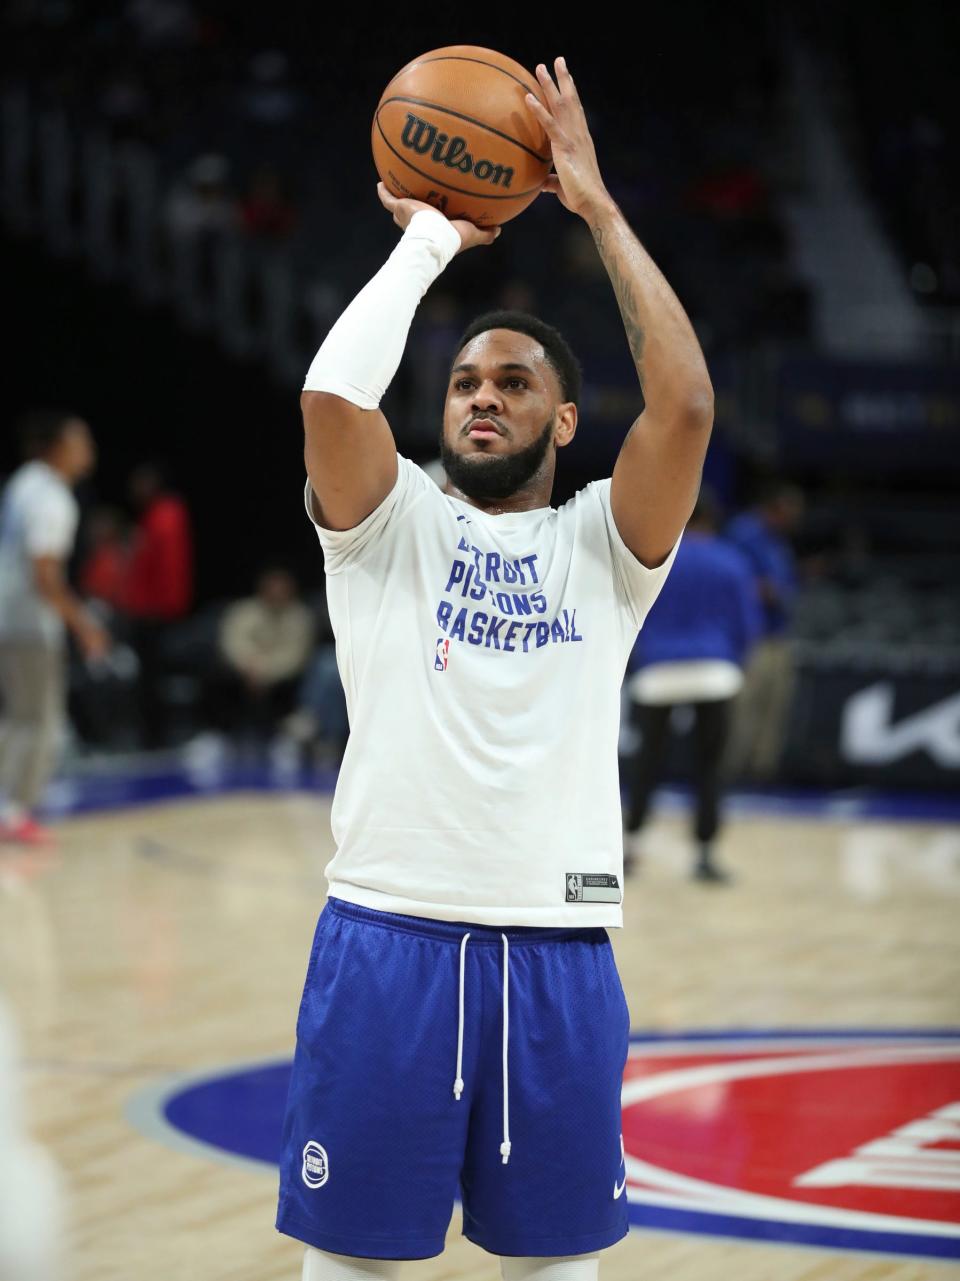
top-left (2, 777), bottom-right (957, 1278)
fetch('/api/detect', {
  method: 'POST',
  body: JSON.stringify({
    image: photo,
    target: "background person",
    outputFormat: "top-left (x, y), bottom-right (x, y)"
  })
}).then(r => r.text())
top-left (213, 566), bottom-right (314, 755)
top-left (623, 490), bottom-right (762, 882)
top-left (722, 478), bottom-right (804, 783)
top-left (121, 460), bottom-right (194, 748)
top-left (0, 411), bottom-right (109, 845)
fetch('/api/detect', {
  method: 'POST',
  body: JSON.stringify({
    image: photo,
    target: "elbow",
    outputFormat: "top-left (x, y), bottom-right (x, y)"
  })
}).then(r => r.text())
top-left (300, 388), bottom-right (331, 422)
top-left (681, 383), bottom-right (714, 432)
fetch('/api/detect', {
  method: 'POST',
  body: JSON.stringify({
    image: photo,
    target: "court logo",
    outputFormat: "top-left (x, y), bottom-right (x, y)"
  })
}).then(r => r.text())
top-left (619, 1031), bottom-right (960, 1259)
top-left (302, 1140), bottom-right (329, 1189)
top-left (434, 638), bottom-right (450, 671)
top-left (132, 1029), bottom-right (960, 1261)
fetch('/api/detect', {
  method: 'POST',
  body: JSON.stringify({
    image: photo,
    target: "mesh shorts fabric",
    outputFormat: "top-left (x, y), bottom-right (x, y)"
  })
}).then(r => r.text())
top-left (275, 896), bottom-right (631, 1260)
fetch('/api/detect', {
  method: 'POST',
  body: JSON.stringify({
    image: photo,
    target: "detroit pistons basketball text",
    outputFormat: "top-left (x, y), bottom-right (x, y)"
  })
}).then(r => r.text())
top-left (436, 541), bottom-right (584, 655)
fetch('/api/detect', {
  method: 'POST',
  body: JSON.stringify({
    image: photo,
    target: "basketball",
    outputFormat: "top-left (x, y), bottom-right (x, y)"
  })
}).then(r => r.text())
top-left (371, 45), bottom-right (552, 228)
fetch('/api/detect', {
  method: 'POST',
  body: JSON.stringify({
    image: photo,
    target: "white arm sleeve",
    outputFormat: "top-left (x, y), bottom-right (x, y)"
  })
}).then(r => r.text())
top-left (303, 208), bottom-right (462, 408)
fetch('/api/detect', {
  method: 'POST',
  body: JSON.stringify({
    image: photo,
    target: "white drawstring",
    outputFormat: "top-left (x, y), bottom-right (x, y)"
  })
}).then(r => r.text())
top-left (453, 932), bottom-right (470, 1100)
top-left (452, 930), bottom-right (512, 1166)
top-left (499, 933), bottom-right (511, 1164)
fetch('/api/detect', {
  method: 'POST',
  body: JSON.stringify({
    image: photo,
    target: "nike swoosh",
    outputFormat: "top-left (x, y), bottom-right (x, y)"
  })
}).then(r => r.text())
top-left (613, 1176), bottom-right (627, 1199)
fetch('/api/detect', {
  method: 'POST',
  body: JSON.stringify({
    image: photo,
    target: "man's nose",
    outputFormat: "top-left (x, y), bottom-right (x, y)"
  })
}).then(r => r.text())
top-left (471, 381), bottom-right (503, 410)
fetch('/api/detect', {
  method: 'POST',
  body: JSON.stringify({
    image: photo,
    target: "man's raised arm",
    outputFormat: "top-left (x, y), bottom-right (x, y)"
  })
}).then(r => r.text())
top-left (301, 186), bottom-right (499, 532)
top-left (526, 58), bottom-right (713, 568)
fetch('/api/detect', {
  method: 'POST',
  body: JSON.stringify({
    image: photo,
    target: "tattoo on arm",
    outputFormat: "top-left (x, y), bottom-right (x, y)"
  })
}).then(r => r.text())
top-left (592, 225), bottom-right (646, 384)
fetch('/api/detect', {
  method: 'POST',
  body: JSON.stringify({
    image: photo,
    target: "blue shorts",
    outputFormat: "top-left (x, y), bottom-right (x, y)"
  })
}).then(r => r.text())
top-left (275, 896), bottom-right (631, 1260)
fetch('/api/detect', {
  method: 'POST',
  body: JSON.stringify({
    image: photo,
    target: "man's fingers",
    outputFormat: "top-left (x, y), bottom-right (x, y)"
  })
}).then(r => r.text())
top-left (554, 55), bottom-right (580, 101)
top-left (534, 62), bottom-right (561, 106)
top-left (525, 91), bottom-right (553, 130)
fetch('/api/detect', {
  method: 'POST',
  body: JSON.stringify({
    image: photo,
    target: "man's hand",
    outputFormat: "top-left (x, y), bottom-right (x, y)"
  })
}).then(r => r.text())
top-left (76, 615), bottom-right (110, 662)
top-left (376, 182), bottom-right (501, 251)
top-left (524, 56), bottom-right (610, 221)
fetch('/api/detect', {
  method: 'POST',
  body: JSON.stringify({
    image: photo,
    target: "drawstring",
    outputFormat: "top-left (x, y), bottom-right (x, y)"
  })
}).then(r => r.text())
top-left (452, 930), bottom-right (511, 1166)
top-left (453, 932), bottom-right (469, 1100)
top-left (499, 934), bottom-right (511, 1163)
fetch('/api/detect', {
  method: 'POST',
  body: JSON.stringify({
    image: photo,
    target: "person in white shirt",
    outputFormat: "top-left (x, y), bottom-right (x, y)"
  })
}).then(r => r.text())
top-left (0, 411), bottom-right (109, 846)
top-left (276, 58), bottom-right (713, 1281)
top-left (214, 566), bottom-right (315, 751)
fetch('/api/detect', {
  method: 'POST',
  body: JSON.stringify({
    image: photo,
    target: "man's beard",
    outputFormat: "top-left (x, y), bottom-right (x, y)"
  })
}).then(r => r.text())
top-left (440, 412), bottom-right (555, 502)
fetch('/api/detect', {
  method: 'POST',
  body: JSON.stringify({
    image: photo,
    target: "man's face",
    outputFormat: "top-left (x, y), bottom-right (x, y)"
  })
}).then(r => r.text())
top-left (259, 570), bottom-right (295, 608)
top-left (61, 419), bottom-right (96, 481)
top-left (440, 329), bottom-right (576, 502)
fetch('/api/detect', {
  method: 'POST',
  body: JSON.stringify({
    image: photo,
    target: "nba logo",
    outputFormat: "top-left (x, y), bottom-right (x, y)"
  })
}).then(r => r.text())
top-left (434, 638), bottom-right (450, 671)
top-left (566, 874), bottom-right (582, 901)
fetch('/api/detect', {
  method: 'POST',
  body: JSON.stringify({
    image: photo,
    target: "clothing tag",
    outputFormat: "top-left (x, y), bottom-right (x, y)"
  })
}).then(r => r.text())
top-left (565, 873), bottom-right (621, 903)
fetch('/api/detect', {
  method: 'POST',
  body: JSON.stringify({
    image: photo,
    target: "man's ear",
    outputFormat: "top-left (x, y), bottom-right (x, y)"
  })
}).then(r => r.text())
top-left (555, 401), bottom-right (578, 449)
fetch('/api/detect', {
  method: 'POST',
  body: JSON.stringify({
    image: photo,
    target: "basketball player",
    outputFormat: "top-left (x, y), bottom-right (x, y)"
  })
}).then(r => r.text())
top-left (0, 411), bottom-right (109, 846)
top-left (276, 58), bottom-right (713, 1280)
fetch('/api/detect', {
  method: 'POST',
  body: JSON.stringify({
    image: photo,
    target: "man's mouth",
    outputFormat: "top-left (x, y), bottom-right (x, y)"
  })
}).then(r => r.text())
top-left (467, 418), bottom-right (503, 438)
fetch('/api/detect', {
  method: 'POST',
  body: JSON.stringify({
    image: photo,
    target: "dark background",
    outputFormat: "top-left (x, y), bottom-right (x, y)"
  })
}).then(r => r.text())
top-left (2, 0), bottom-right (957, 786)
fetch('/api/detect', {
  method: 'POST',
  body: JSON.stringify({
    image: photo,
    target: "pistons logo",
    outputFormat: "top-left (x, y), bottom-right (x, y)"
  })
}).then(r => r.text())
top-left (434, 638), bottom-right (450, 671)
top-left (618, 1031), bottom-right (960, 1259)
top-left (301, 1140), bottom-right (328, 1189)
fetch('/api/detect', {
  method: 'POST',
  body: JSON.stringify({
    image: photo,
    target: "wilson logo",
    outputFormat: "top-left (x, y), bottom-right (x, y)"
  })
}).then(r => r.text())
top-left (400, 113), bottom-right (514, 188)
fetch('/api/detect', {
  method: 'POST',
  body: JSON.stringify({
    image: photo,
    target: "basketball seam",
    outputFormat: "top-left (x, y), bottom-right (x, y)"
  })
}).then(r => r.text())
top-left (373, 118), bottom-right (545, 202)
top-left (382, 54), bottom-right (540, 102)
top-left (377, 96), bottom-right (550, 165)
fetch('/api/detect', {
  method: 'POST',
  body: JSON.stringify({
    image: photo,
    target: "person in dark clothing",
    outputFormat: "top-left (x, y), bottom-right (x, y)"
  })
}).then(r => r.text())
top-left (623, 491), bottom-right (761, 882)
top-left (121, 461), bottom-right (194, 749)
top-left (722, 480), bottom-right (804, 781)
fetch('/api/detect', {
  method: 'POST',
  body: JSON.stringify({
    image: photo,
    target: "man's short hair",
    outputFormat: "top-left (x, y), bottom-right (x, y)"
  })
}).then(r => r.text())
top-left (452, 309), bottom-right (583, 407)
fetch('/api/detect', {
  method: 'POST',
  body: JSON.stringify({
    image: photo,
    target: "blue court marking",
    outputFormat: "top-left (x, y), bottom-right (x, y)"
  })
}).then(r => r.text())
top-left (36, 757), bottom-right (960, 822)
top-left (126, 1029), bottom-right (960, 1262)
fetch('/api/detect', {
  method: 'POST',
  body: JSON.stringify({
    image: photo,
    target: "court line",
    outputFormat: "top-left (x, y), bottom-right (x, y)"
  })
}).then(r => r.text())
top-left (37, 760), bottom-right (960, 822)
top-left (135, 835), bottom-right (327, 892)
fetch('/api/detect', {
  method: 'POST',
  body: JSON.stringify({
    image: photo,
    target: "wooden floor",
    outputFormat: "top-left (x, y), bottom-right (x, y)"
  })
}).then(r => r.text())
top-left (1, 790), bottom-right (958, 1280)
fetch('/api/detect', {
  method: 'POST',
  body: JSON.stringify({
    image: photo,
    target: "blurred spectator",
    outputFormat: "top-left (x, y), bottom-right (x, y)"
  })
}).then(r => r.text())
top-left (281, 647), bottom-right (349, 768)
top-left (239, 166), bottom-right (297, 241)
top-left (407, 292), bottom-right (462, 448)
top-left (126, 0), bottom-right (197, 48)
top-left (722, 479), bottom-right (804, 782)
top-left (623, 490), bottom-right (762, 882)
top-left (98, 69), bottom-right (151, 136)
top-left (238, 49), bottom-right (301, 126)
top-left (0, 411), bottom-right (109, 846)
top-left (122, 460), bottom-right (194, 749)
top-left (211, 567), bottom-right (314, 754)
top-left (163, 154), bottom-right (237, 242)
top-left (78, 506), bottom-right (129, 612)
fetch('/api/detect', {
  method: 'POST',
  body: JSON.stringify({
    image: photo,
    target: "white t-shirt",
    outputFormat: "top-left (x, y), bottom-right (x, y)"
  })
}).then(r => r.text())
top-left (305, 453), bottom-right (681, 928)
top-left (0, 461), bottom-right (79, 644)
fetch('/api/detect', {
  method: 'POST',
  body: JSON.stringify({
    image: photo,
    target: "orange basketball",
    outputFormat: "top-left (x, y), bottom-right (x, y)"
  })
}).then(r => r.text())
top-left (372, 45), bottom-right (552, 228)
